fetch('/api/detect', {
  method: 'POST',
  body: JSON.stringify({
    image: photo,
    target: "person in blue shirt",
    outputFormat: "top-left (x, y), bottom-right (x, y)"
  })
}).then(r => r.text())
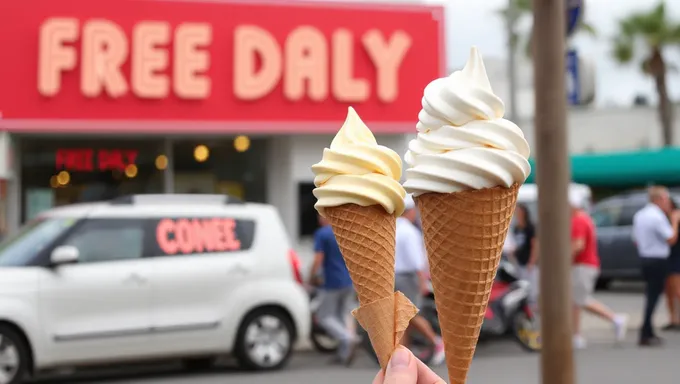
top-left (309, 214), bottom-right (357, 365)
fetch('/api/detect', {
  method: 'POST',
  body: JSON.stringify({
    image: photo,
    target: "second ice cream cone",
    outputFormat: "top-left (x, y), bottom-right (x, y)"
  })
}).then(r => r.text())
top-left (416, 184), bottom-right (519, 384)
top-left (325, 204), bottom-right (418, 368)
top-left (325, 204), bottom-right (395, 306)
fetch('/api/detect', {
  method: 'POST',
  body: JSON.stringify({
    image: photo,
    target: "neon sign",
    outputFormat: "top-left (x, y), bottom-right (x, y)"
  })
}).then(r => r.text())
top-left (55, 148), bottom-right (138, 172)
top-left (156, 218), bottom-right (242, 255)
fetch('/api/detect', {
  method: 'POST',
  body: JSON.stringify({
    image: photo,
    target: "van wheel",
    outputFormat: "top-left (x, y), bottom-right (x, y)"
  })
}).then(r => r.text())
top-left (0, 325), bottom-right (29, 384)
top-left (234, 309), bottom-right (294, 371)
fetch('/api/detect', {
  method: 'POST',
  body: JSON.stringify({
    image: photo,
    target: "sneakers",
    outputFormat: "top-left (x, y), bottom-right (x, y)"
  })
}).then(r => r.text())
top-left (613, 314), bottom-right (629, 342)
top-left (572, 313), bottom-right (627, 350)
top-left (573, 335), bottom-right (587, 350)
top-left (429, 337), bottom-right (446, 366)
top-left (662, 323), bottom-right (680, 331)
top-left (639, 336), bottom-right (664, 347)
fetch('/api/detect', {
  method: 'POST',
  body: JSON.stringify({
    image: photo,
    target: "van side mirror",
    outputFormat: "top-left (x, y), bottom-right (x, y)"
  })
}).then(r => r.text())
top-left (50, 246), bottom-right (79, 266)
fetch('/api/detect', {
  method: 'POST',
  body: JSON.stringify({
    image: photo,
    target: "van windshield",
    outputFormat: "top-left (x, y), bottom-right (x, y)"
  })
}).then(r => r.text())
top-left (0, 218), bottom-right (76, 267)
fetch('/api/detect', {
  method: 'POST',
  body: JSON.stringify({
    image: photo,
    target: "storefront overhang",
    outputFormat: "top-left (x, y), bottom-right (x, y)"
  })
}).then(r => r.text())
top-left (0, 0), bottom-right (445, 135)
top-left (527, 148), bottom-right (680, 187)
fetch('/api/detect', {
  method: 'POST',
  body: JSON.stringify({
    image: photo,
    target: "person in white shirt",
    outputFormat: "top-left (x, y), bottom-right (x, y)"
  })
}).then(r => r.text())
top-left (395, 195), bottom-right (445, 366)
top-left (632, 186), bottom-right (680, 346)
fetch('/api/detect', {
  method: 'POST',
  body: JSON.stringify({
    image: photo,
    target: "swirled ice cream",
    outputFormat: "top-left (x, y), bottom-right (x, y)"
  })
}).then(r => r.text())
top-left (312, 107), bottom-right (406, 216)
top-left (403, 47), bottom-right (531, 196)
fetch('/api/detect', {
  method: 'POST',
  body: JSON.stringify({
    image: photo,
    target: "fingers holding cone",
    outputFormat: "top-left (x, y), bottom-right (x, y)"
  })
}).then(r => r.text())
top-left (372, 346), bottom-right (447, 384)
top-left (353, 292), bottom-right (418, 369)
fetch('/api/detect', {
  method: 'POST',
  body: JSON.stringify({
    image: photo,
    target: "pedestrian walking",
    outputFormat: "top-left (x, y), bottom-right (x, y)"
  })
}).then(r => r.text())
top-left (510, 204), bottom-right (539, 304)
top-left (310, 214), bottom-right (358, 365)
top-left (569, 193), bottom-right (628, 349)
top-left (396, 195), bottom-right (445, 366)
top-left (633, 186), bottom-right (680, 346)
top-left (663, 198), bottom-right (680, 330)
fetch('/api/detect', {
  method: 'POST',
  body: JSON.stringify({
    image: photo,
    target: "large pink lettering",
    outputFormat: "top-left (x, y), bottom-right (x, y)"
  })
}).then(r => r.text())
top-left (156, 217), bottom-right (242, 254)
top-left (156, 219), bottom-right (178, 254)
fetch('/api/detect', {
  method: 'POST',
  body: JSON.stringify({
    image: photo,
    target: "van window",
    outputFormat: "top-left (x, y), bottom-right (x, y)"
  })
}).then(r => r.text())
top-left (61, 219), bottom-right (144, 263)
top-left (0, 218), bottom-right (76, 267)
top-left (145, 217), bottom-right (256, 257)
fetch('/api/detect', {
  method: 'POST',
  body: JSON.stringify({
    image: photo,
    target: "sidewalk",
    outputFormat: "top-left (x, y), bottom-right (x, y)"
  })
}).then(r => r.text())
top-left (581, 287), bottom-right (668, 342)
top-left (467, 332), bottom-right (680, 384)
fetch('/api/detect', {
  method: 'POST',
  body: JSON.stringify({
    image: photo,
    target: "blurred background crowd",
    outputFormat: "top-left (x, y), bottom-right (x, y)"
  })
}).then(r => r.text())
top-left (1, 0), bottom-right (680, 383)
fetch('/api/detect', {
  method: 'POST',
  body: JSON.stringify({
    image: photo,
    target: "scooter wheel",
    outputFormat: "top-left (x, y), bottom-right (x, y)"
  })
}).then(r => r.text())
top-left (311, 328), bottom-right (340, 353)
top-left (512, 309), bottom-right (542, 352)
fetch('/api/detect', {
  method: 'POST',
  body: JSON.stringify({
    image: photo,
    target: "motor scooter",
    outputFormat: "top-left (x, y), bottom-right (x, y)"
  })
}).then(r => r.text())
top-left (479, 261), bottom-right (541, 352)
top-left (309, 288), bottom-right (340, 353)
top-left (423, 261), bottom-right (541, 352)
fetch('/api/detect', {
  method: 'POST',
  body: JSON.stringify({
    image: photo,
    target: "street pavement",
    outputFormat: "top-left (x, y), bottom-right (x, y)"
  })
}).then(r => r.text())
top-left (36, 285), bottom-right (679, 384)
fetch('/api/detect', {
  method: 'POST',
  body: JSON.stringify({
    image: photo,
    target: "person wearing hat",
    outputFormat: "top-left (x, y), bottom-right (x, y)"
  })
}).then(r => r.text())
top-left (569, 191), bottom-right (628, 349)
top-left (395, 195), bottom-right (445, 366)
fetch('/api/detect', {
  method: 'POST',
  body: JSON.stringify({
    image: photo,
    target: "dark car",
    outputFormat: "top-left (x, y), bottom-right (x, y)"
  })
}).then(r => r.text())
top-left (594, 190), bottom-right (680, 288)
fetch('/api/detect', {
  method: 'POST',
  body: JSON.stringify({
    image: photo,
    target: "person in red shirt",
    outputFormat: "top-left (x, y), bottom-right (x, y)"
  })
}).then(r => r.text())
top-left (570, 193), bottom-right (628, 349)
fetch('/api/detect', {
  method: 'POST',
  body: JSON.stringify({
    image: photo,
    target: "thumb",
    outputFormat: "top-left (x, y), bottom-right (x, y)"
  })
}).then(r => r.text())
top-left (382, 347), bottom-right (417, 384)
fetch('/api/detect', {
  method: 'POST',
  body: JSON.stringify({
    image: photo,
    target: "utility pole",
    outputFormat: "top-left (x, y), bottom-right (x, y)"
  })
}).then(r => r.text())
top-left (532, 1), bottom-right (575, 384)
top-left (506, 0), bottom-right (520, 122)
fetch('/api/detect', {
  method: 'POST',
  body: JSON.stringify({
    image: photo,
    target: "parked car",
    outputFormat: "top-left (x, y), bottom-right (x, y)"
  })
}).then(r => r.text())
top-left (594, 190), bottom-right (680, 288)
top-left (0, 194), bottom-right (310, 384)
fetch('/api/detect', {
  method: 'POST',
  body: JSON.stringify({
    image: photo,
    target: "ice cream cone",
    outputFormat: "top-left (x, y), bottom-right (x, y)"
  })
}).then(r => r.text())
top-left (415, 183), bottom-right (520, 384)
top-left (325, 204), bottom-right (418, 369)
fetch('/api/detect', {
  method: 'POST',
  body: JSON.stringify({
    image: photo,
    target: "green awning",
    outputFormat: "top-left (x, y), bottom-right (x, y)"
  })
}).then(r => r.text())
top-left (526, 148), bottom-right (680, 187)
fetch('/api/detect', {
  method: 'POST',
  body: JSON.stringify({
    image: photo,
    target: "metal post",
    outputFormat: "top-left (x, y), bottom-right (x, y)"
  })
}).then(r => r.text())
top-left (532, 1), bottom-right (574, 384)
top-left (506, 0), bottom-right (519, 122)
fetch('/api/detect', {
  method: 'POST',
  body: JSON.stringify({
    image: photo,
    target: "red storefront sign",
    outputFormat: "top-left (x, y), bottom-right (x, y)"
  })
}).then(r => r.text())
top-left (0, 0), bottom-right (445, 134)
top-left (56, 148), bottom-right (139, 172)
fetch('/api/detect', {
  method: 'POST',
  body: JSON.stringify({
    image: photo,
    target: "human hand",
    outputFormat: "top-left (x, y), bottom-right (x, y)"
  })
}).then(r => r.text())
top-left (372, 346), bottom-right (446, 384)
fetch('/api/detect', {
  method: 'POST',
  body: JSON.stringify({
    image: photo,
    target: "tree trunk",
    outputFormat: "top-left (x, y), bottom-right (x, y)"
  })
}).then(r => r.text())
top-left (649, 50), bottom-right (673, 146)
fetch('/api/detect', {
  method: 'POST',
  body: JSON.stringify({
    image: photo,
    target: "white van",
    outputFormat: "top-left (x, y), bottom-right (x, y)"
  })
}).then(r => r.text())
top-left (0, 194), bottom-right (310, 383)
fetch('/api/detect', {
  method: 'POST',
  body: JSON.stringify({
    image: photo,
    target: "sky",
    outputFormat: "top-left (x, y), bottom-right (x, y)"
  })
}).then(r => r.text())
top-left (423, 0), bottom-right (680, 107)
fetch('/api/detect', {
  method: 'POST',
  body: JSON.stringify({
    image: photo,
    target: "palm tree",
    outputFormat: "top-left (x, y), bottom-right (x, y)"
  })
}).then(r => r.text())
top-left (500, 0), bottom-right (597, 58)
top-left (498, 0), bottom-right (596, 119)
top-left (612, 2), bottom-right (680, 147)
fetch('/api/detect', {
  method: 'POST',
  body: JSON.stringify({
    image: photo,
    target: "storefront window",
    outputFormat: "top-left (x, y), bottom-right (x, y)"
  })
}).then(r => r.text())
top-left (298, 182), bottom-right (318, 237)
top-left (172, 137), bottom-right (267, 202)
top-left (18, 137), bottom-right (269, 225)
top-left (21, 138), bottom-right (165, 222)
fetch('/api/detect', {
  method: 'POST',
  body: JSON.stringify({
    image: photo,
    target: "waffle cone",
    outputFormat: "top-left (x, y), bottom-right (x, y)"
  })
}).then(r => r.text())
top-left (325, 204), bottom-right (396, 305)
top-left (415, 184), bottom-right (520, 384)
top-left (325, 204), bottom-right (418, 369)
